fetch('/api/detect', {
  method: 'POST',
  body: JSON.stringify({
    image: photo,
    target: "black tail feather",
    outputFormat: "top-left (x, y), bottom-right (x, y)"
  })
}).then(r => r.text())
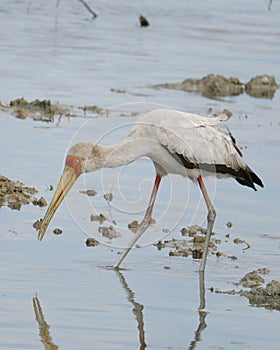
top-left (169, 149), bottom-right (264, 191)
top-left (235, 167), bottom-right (264, 191)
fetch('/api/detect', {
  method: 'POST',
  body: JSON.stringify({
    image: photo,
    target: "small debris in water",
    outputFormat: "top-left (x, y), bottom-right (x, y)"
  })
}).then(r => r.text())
top-left (139, 15), bottom-right (149, 27)
top-left (53, 228), bottom-right (63, 235)
top-left (216, 251), bottom-right (226, 257)
top-left (32, 196), bottom-right (47, 207)
top-left (90, 213), bottom-right (108, 224)
top-left (86, 237), bottom-right (100, 247)
top-left (169, 249), bottom-right (189, 257)
top-left (162, 228), bottom-right (170, 234)
top-left (104, 192), bottom-right (113, 201)
top-left (192, 249), bottom-right (203, 259)
top-left (181, 225), bottom-right (206, 237)
top-left (228, 255), bottom-right (238, 260)
top-left (33, 219), bottom-right (43, 230)
top-left (98, 225), bottom-right (121, 240)
top-left (128, 220), bottom-right (140, 233)
top-left (110, 88), bottom-right (126, 94)
top-left (80, 105), bottom-right (105, 114)
top-left (226, 221), bottom-right (233, 228)
top-left (233, 237), bottom-right (251, 250)
top-left (79, 189), bottom-right (97, 196)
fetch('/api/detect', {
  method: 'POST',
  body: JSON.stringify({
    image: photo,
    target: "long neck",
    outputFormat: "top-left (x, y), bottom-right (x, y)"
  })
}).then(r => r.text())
top-left (85, 138), bottom-right (148, 171)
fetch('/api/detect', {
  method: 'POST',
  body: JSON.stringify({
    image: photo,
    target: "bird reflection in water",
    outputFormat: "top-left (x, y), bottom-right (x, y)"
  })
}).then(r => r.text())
top-left (115, 270), bottom-right (147, 349)
top-left (115, 269), bottom-right (208, 350)
top-left (32, 296), bottom-right (58, 350)
top-left (32, 271), bottom-right (208, 350)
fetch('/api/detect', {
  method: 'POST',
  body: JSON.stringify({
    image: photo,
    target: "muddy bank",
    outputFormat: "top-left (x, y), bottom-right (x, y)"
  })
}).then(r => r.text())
top-left (214, 269), bottom-right (280, 311)
top-left (0, 174), bottom-right (47, 210)
top-left (154, 74), bottom-right (279, 99)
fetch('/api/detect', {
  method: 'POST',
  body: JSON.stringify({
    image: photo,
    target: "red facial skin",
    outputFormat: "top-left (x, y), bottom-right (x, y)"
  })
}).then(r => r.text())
top-left (65, 156), bottom-right (82, 177)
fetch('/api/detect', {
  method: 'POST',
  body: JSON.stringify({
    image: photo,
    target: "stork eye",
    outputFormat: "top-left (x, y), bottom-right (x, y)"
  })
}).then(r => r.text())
top-left (74, 159), bottom-right (80, 165)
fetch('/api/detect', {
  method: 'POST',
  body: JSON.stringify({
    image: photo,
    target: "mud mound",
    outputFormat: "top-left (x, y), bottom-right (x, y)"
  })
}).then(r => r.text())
top-left (154, 74), bottom-right (278, 99)
top-left (245, 75), bottom-right (278, 98)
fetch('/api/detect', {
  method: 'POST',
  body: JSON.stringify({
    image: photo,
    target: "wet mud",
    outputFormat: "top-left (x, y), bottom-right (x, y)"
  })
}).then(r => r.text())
top-left (245, 75), bottom-right (278, 98)
top-left (33, 219), bottom-right (43, 230)
top-left (79, 189), bottom-right (97, 196)
top-left (85, 237), bottom-right (100, 247)
top-left (53, 228), bottom-right (63, 235)
top-left (155, 224), bottom-right (239, 260)
top-left (154, 74), bottom-right (278, 99)
top-left (90, 213), bottom-right (108, 224)
top-left (214, 269), bottom-right (280, 311)
top-left (128, 220), bottom-right (140, 233)
top-left (98, 225), bottom-right (121, 240)
top-left (0, 174), bottom-right (44, 210)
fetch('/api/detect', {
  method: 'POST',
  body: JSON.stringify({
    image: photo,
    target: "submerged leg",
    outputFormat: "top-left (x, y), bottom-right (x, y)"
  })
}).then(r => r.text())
top-left (197, 176), bottom-right (216, 273)
top-left (113, 174), bottom-right (162, 269)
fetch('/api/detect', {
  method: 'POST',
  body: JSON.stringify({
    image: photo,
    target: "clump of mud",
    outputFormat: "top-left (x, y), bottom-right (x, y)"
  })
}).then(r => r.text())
top-left (128, 220), bottom-right (140, 233)
top-left (33, 219), bottom-right (43, 230)
top-left (215, 268), bottom-right (280, 311)
top-left (32, 197), bottom-right (48, 207)
top-left (154, 74), bottom-right (278, 99)
top-left (245, 75), bottom-right (278, 99)
top-left (0, 175), bottom-right (40, 210)
top-left (98, 225), bottom-right (121, 240)
top-left (90, 213), bottom-right (108, 224)
top-left (79, 189), bottom-right (97, 197)
top-left (155, 224), bottom-right (246, 260)
top-left (53, 228), bottom-right (63, 235)
top-left (79, 104), bottom-right (107, 117)
top-left (7, 97), bottom-right (69, 122)
top-left (155, 225), bottom-right (222, 259)
top-left (86, 237), bottom-right (100, 247)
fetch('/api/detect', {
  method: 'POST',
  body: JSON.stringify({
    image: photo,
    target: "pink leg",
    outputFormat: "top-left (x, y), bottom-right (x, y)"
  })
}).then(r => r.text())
top-left (197, 176), bottom-right (216, 272)
top-left (113, 174), bottom-right (162, 269)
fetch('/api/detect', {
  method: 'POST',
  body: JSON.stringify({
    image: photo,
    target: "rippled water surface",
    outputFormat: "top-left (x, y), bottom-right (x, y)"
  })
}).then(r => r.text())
top-left (1, 0), bottom-right (280, 349)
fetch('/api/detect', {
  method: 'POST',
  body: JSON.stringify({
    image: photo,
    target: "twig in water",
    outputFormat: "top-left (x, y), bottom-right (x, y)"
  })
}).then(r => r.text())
top-left (78, 0), bottom-right (98, 19)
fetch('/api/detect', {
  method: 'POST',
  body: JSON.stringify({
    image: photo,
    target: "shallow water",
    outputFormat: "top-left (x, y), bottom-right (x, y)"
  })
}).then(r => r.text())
top-left (1, 0), bottom-right (280, 349)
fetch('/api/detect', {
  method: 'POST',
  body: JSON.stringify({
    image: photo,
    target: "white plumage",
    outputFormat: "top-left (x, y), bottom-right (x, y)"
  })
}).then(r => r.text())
top-left (126, 108), bottom-right (245, 179)
top-left (38, 108), bottom-right (263, 273)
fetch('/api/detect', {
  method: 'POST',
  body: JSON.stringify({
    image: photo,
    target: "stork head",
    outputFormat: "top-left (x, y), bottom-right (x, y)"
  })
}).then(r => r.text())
top-left (37, 143), bottom-right (94, 241)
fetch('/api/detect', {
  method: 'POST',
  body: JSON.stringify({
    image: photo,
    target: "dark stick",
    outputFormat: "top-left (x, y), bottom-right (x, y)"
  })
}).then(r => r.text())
top-left (78, 0), bottom-right (98, 19)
